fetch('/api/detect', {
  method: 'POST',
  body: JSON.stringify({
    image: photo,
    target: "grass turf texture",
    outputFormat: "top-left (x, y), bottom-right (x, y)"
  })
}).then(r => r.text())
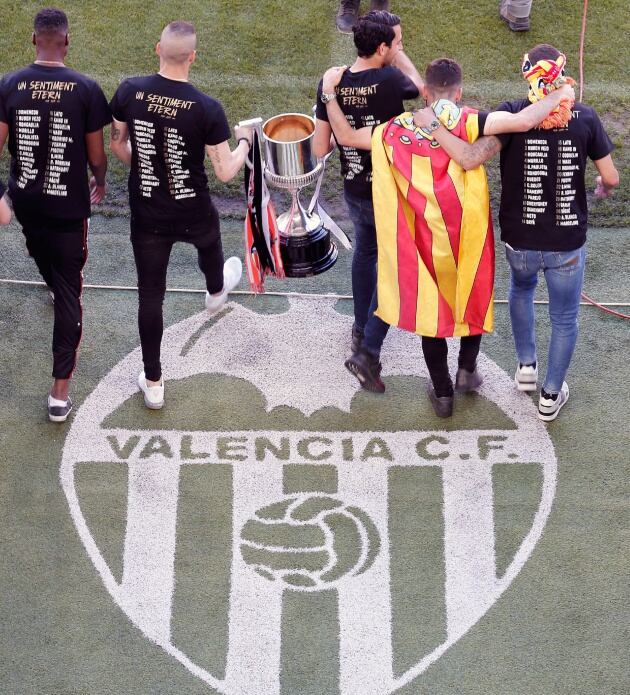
top-left (0, 215), bottom-right (629, 693)
top-left (0, 0), bottom-right (627, 224)
top-left (0, 3), bottom-right (629, 693)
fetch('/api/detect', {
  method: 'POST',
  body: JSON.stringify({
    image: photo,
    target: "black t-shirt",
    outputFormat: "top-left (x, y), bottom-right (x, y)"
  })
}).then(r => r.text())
top-left (110, 74), bottom-right (231, 225)
top-left (0, 180), bottom-right (5, 198)
top-left (316, 66), bottom-right (418, 199)
top-left (0, 64), bottom-right (112, 222)
top-left (486, 99), bottom-right (614, 251)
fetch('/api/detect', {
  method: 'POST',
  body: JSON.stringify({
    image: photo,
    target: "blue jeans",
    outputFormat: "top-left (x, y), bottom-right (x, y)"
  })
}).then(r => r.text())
top-left (344, 190), bottom-right (389, 354)
top-left (505, 244), bottom-right (586, 394)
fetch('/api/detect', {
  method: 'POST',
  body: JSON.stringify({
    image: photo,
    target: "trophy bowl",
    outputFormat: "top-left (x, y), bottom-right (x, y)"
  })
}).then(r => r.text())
top-left (263, 113), bottom-right (317, 177)
top-left (261, 113), bottom-right (337, 277)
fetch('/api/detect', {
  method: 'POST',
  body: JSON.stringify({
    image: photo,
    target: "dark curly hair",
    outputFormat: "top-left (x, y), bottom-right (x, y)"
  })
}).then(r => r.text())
top-left (353, 11), bottom-right (401, 58)
top-left (425, 58), bottom-right (462, 90)
top-left (34, 7), bottom-right (68, 36)
top-left (527, 44), bottom-right (562, 64)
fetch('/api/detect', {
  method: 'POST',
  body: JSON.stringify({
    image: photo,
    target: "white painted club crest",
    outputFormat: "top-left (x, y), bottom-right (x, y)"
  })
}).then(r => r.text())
top-left (61, 297), bottom-right (557, 694)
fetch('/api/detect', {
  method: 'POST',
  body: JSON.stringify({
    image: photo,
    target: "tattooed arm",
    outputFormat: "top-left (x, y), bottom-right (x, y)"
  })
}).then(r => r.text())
top-left (109, 119), bottom-right (132, 166)
top-left (483, 84), bottom-right (575, 134)
top-left (411, 84), bottom-right (576, 170)
top-left (206, 125), bottom-right (252, 183)
top-left (412, 106), bottom-right (502, 170)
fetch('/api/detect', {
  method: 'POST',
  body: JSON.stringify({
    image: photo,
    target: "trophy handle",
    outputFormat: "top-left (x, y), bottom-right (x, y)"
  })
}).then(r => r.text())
top-left (308, 150), bottom-right (332, 215)
top-left (236, 117), bottom-right (264, 169)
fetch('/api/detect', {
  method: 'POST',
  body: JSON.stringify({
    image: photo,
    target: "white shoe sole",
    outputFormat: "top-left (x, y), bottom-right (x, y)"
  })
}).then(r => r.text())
top-left (48, 410), bottom-right (72, 423)
top-left (538, 386), bottom-right (569, 422)
top-left (142, 395), bottom-right (164, 410)
top-left (138, 373), bottom-right (164, 410)
top-left (515, 377), bottom-right (537, 392)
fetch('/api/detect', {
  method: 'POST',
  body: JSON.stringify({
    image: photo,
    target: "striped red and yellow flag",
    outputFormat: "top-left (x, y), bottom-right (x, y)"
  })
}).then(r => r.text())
top-left (372, 110), bottom-right (494, 338)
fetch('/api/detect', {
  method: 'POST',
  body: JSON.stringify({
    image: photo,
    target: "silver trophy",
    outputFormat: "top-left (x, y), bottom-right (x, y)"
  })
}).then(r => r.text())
top-left (239, 113), bottom-right (350, 278)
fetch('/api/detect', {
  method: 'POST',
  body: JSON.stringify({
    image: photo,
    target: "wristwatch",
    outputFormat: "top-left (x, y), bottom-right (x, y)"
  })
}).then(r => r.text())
top-left (427, 118), bottom-right (441, 133)
top-left (320, 91), bottom-right (337, 103)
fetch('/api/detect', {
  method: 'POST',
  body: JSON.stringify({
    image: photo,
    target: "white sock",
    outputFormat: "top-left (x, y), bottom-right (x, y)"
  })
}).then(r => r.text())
top-left (48, 395), bottom-right (68, 407)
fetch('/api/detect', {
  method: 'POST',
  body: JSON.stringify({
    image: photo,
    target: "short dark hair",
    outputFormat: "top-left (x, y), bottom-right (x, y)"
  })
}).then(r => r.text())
top-left (164, 20), bottom-right (196, 37)
top-left (34, 7), bottom-right (68, 36)
top-left (527, 44), bottom-right (562, 64)
top-left (425, 58), bottom-right (462, 90)
top-left (353, 11), bottom-right (401, 58)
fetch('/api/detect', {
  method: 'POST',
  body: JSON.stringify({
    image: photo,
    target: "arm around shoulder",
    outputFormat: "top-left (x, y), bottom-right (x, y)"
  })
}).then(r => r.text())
top-left (412, 107), bottom-right (502, 170)
top-left (484, 85), bottom-right (575, 135)
top-left (391, 50), bottom-right (424, 94)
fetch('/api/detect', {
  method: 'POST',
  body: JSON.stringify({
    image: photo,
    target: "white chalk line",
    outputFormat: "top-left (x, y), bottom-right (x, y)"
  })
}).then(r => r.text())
top-left (1, 277), bottom-right (628, 306)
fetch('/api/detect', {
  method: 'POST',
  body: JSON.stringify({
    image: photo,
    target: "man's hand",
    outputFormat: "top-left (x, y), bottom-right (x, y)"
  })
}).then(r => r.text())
top-left (594, 175), bottom-right (614, 199)
top-left (234, 124), bottom-right (253, 147)
top-left (556, 83), bottom-right (575, 103)
top-left (413, 107), bottom-right (436, 129)
top-left (89, 176), bottom-right (106, 204)
top-left (322, 65), bottom-right (347, 93)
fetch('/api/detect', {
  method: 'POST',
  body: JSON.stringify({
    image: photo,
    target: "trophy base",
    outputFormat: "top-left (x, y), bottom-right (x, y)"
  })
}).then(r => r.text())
top-left (279, 224), bottom-right (338, 277)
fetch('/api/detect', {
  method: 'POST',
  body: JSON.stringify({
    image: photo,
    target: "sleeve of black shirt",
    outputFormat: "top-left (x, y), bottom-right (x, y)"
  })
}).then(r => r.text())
top-left (86, 81), bottom-right (113, 133)
top-left (204, 98), bottom-right (231, 146)
top-left (391, 66), bottom-right (419, 101)
top-left (315, 79), bottom-right (328, 122)
top-left (109, 82), bottom-right (128, 123)
top-left (587, 107), bottom-right (615, 160)
top-left (0, 180), bottom-right (6, 198)
top-left (0, 78), bottom-right (7, 124)
top-left (480, 100), bottom-right (520, 146)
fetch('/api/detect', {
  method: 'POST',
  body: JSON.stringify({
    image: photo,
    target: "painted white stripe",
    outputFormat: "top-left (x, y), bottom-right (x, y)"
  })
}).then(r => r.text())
top-left (223, 464), bottom-right (284, 695)
top-left (118, 460), bottom-right (180, 643)
top-left (337, 465), bottom-right (393, 695)
top-left (442, 461), bottom-right (498, 642)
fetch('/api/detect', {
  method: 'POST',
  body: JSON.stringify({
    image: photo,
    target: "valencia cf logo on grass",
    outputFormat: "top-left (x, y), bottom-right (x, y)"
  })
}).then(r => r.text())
top-left (61, 297), bottom-right (557, 694)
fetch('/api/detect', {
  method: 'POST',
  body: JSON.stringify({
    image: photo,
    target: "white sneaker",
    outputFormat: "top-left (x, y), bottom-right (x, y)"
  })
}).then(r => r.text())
top-left (538, 382), bottom-right (569, 422)
top-left (138, 371), bottom-right (164, 410)
top-left (515, 362), bottom-right (538, 391)
top-left (205, 257), bottom-right (242, 315)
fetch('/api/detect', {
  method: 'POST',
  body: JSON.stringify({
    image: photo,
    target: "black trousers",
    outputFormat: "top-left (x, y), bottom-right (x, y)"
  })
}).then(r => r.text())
top-left (130, 207), bottom-right (224, 382)
top-left (422, 335), bottom-right (482, 397)
top-left (20, 217), bottom-right (88, 380)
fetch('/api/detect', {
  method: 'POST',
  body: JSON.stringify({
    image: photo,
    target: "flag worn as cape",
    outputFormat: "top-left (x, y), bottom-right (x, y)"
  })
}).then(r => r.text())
top-left (372, 108), bottom-right (494, 338)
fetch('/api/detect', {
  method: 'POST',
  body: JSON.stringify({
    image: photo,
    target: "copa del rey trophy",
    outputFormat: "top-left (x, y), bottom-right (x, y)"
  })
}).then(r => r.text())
top-left (238, 113), bottom-right (350, 284)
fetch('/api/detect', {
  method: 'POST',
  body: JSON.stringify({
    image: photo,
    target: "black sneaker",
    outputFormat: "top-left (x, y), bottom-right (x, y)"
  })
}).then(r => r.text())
top-left (499, 0), bottom-right (530, 31)
top-left (345, 349), bottom-right (385, 393)
top-left (48, 396), bottom-right (73, 423)
top-left (455, 366), bottom-right (483, 392)
top-left (336, 0), bottom-right (360, 33)
top-left (350, 323), bottom-right (364, 353)
top-left (427, 386), bottom-right (454, 418)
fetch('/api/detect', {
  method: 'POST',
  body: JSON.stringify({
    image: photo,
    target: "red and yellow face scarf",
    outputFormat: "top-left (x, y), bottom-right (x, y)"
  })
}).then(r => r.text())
top-left (522, 52), bottom-right (575, 129)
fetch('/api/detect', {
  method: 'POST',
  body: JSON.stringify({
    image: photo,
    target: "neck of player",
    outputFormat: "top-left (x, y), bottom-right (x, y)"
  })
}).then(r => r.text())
top-left (350, 54), bottom-right (386, 72)
top-left (158, 61), bottom-right (190, 82)
top-left (35, 51), bottom-right (65, 66)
